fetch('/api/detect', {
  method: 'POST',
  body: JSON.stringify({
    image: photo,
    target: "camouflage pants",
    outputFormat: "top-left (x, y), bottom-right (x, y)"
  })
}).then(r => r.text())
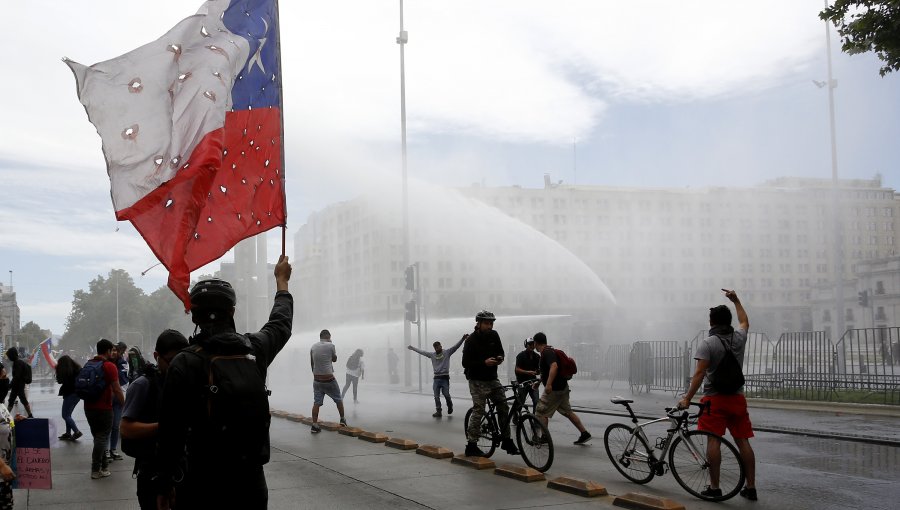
top-left (466, 380), bottom-right (511, 443)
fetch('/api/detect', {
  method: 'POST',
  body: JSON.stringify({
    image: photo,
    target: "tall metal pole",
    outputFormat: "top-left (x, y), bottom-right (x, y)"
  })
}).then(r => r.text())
top-left (398, 0), bottom-right (412, 387)
top-left (824, 2), bottom-right (845, 354)
top-left (115, 271), bottom-right (120, 344)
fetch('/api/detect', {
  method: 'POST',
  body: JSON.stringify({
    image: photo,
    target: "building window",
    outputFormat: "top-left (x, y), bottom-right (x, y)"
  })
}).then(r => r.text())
top-left (876, 281), bottom-right (885, 295)
top-left (845, 308), bottom-right (854, 321)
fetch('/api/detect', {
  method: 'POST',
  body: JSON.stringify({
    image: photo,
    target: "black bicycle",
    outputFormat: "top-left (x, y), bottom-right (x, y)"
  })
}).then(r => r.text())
top-left (463, 378), bottom-right (554, 472)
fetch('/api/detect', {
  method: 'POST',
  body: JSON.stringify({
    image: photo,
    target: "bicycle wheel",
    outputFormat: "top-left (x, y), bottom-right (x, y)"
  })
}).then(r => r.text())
top-left (464, 407), bottom-right (497, 457)
top-left (668, 430), bottom-right (745, 501)
top-left (603, 423), bottom-right (655, 484)
top-left (515, 413), bottom-right (554, 472)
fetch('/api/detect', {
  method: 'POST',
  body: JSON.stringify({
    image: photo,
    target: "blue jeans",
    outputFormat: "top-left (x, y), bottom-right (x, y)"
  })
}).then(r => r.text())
top-left (61, 393), bottom-right (81, 434)
top-left (110, 397), bottom-right (123, 450)
top-left (433, 377), bottom-right (452, 410)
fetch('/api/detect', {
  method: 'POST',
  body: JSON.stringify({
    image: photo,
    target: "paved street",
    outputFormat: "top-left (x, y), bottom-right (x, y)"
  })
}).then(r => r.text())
top-left (11, 373), bottom-right (900, 509)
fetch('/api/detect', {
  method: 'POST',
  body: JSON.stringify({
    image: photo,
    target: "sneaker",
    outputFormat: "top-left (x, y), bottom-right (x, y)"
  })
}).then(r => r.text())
top-left (71, 431), bottom-right (83, 440)
top-left (447, 403), bottom-right (453, 415)
top-left (501, 438), bottom-right (520, 455)
top-left (740, 487), bottom-right (758, 501)
top-left (58, 432), bottom-right (72, 441)
top-left (91, 469), bottom-right (111, 479)
top-left (104, 450), bottom-right (112, 461)
top-left (700, 487), bottom-right (722, 498)
top-left (464, 442), bottom-right (486, 457)
top-left (110, 450), bottom-right (124, 461)
top-left (339, 418), bottom-right (348, 427)
top-left (310, 424), bottom-right (321, 434)
top-left (432, 409), bottom-right (442, 417)
top-left (573, 431), bottom-right (592, 445)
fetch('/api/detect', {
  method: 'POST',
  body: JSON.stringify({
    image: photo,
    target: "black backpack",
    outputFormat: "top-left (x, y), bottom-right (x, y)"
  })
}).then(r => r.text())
top-left (21, 361), bottom-right (32, 385)
top-left (710, 334), bottom-right (745, 394)
top-left (75, 360), bottom-right (108, 401)
top-left (185, 342), bottom-right (272, 465)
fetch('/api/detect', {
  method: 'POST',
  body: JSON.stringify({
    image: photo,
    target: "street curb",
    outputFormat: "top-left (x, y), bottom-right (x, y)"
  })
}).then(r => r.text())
top-left (546, 476), bottom-right (607, 497)
top-left (612, 492), bottom-right (685, 510)
top-left (747, 398), bottom-right (900, 417)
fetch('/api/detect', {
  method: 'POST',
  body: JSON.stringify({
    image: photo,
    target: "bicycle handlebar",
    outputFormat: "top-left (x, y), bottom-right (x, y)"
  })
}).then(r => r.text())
top-left (664, 401), bottom-right (708, 421)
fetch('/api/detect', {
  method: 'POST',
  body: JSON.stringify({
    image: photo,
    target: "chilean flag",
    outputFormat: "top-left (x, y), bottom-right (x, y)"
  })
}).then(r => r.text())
top-left (29, 338), bottom-right (57, 370)
top-left (65, 0), bottom-right (286, 309)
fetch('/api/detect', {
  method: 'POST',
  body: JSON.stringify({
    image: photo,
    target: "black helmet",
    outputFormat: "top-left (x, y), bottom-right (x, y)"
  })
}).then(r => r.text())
top-left (475, 310), bottom-right (496, 322)
top-left (189, 278), bottom-right (236, 310)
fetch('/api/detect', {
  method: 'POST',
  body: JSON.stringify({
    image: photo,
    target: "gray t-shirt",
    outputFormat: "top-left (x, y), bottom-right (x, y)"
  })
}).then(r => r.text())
top-left (694, 328), bottom-right (748, 396)
top-left (311, 340), bottom-right (336, 376)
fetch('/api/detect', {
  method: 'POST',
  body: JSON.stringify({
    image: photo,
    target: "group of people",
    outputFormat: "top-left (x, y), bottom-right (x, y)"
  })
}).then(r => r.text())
top-left (36, 259), bottom-right (758, 507)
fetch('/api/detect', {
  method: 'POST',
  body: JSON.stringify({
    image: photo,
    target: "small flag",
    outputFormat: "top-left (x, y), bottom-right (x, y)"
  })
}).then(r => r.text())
top-left (66, 0), bottom-right (286, 308)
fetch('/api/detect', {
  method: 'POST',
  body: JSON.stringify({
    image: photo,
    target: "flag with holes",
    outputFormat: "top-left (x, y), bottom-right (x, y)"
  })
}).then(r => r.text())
top-left (65, 0), bottom-right (286, 309)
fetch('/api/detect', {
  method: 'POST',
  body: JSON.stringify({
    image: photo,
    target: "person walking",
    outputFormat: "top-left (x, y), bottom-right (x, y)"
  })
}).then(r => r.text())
top-left (5, 348), bottom-right (33, 418)
top-left (310, 329), bottom-right (347, 433)
top-left (461, 310), bottom-right (518, 457)
top-left (532, 333), bottom-right (591, 445)
top-left (83, 338), bottom-right (126, 479)
top-left (341, 349), bottom-right (365, 404)
top-left (679, 289), bottom-right (758, 501)
top-left (409, 335), bottom-right (466, 417)
top-left (120, 329), bottom-right (189, 510)
top-left (107, 342), bottom-right (129, 461)
top-left (55, 355), bottom-right (84, 441)
top-left (155, 255), bottom-right (294, 510)
top-left (514, 338), bottom-right (541, 412)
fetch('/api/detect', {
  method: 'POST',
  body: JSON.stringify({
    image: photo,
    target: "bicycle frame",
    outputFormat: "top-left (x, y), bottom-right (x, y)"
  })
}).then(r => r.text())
top-left (615, 400), bottom-right (708, 473)
top-left (482, 379), bottom-right (538, 437)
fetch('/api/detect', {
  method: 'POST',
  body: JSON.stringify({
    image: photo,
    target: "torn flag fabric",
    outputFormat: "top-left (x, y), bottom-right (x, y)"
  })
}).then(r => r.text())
top-left (66, 0), bottom-right (286, 309)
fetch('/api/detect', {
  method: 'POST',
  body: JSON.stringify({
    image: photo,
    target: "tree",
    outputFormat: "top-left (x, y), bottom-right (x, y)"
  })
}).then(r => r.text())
top-left (62, 269), bottom-right (146, 353)
top-left (820, 1), bottom-right (900, 76)
top-left (16, 321), bottom-right (50, 351)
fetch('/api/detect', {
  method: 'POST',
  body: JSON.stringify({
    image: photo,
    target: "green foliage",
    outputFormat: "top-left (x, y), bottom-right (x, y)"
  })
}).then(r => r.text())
top-left (820, 0), bottom-right (900, 76)
top-left (61, 270), bottom-right (217, 354)
top-left (16, 321), bottom-right (50, 351)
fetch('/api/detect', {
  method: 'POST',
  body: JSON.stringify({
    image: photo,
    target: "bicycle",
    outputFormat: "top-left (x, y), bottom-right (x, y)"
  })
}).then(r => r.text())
top-left (463, 378), bottom-right (554, 472)
top-left (603, 397), bottom-right (746, 502)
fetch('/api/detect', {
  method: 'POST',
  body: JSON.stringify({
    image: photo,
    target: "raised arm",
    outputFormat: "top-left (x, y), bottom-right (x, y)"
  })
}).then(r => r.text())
top-left (723, 289), bottom-right (749, 330)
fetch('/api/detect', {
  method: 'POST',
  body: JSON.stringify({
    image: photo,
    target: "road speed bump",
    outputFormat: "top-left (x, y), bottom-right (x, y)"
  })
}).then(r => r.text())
top-left (494, 464), bottom-right (545, 482)
top-left (358, 431), bottom-right (389, 443)
top-left (547, 476), bottom-right (607, 497)
top-left (319, 421), bottom-right (343, 431)
top-left (338, 427), bottom-right (363, 437)
top-left (451, 455), bottom-right (496, 470)
top-left (612, 492), bottom-right (685, 510)
top-left (386, 438), bottom-right (419, 450)
top-left (416, 445), bottom-right (454, 459)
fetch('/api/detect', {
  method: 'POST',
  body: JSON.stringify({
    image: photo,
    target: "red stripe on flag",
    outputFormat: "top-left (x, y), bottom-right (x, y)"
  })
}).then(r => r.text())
top-left (118, 108), bottom-right (285, 309)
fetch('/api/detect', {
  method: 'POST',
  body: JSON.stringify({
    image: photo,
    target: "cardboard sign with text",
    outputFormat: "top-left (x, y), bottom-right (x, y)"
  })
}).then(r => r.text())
top-left (13, 418), bottom-right (52, 489)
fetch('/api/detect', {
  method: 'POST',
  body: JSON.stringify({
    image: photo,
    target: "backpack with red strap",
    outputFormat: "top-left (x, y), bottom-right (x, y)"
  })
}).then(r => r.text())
top-left (551, 347), bottom-right (578, 379)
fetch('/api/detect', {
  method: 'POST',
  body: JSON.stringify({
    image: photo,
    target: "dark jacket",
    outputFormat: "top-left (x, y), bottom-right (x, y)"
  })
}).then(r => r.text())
top-left (156, 291), bottom-right (293, 488)
top-left (461, 329), bottom-right (505, 381)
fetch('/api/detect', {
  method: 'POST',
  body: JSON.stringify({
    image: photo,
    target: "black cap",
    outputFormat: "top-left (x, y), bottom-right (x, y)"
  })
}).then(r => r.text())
top-left (155, 329), bottom-right (189, 355)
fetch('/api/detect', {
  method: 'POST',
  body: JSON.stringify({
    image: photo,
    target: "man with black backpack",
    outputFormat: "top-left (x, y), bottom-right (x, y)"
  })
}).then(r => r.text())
top-left (5, 348), bottom-right (33, 418)
top-left (80, 338), bottom-right (126, 479)
top-left (120, 329), bottom-right (188, 509)
top-left (155, 255), bottom-right (293, 510)
top-left (679, 289), bottom-right (757, 501)
top-left (532, 333), bottom-right (591, 445)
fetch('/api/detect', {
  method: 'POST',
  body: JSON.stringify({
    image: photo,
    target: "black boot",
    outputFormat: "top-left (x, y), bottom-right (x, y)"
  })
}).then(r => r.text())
top-left (501, 438), bottom-right (519, 455)
top-left (464, 442), bottom-right (486, 457)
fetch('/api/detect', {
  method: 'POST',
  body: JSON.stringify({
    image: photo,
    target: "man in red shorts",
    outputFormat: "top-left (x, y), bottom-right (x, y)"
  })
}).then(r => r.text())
top-left (679, 289), bottom-right (757, 501)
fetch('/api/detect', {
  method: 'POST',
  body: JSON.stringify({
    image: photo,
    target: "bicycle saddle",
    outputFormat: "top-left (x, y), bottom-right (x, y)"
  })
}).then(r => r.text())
top-left (610, 397), bottom-right (634, 404)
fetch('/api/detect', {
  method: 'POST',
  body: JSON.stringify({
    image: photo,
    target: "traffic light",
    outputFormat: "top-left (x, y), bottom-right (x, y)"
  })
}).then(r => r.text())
top-left (858, 290), bottom-right (869, 307)
top-left (405, 299), bottom-right (417, 323)
top-left (404, 265), bottom-right (415, 291)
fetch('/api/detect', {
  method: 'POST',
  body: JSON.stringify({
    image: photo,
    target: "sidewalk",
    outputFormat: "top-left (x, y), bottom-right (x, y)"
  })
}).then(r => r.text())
top-left (13, 387), bottom-right (624, 510)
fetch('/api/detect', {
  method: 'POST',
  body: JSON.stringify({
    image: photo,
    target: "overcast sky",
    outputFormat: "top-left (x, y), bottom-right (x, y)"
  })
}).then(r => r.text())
top-left (1, 0), bottom-right (898, 335)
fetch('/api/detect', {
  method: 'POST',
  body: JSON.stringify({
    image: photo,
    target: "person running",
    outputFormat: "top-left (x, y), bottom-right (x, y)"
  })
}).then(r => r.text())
top-left (83, 338), bottom-right (126, 479)
top-left (5, 348), bottom-right (33, 418)
top-left (679, 289), bottom-right (758, 501)
top-left (532, 332), bottom-right (591, 445)
top-left (155, 255), bottom-right (293, 510)
top-left (341, 349), bottom-right (365, 404)
top-left (55, 355), bottom-right (83, 441)
top-left (461, 310), bottom-right (518, 457)
top-left (310, 329), bottom-right (347, 433)
top-left (514, 337), bottom-right (541, 412)
top-left (409, 335), bottom-right (466, 417)
top-left (120, 329), bottom-right (189, 510)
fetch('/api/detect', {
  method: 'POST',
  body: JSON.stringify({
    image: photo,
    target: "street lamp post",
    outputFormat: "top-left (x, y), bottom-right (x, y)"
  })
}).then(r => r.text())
top-left (397, 0), bottom-right (412, 387)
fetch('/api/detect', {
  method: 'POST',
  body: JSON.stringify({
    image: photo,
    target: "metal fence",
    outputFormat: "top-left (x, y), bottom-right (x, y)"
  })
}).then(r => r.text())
top-left (586, 327), bottom-right (900, 405)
